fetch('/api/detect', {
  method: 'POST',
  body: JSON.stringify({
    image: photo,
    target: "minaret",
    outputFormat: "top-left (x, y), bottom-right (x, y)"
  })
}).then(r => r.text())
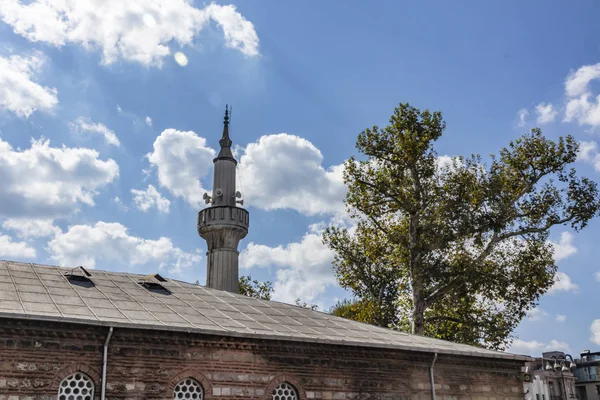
top-left (197, 106), bottom-right (249, 293)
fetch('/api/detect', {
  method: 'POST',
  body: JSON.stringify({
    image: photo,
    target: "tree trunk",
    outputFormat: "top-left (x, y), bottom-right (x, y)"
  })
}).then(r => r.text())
top-left (408, 209), bottom-right (425, 335)
top-left (411, 286), bottom-right (426, 335)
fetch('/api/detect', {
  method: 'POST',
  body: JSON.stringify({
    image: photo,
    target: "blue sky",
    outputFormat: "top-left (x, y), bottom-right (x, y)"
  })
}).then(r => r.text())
top-left (1, 0), bottom-right (600, 355)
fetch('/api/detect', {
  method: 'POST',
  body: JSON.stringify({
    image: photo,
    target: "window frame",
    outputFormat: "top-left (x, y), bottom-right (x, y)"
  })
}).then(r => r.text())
top-left (173, 377), bottom-right (204, 400)
top-left (272, 381), bottom-right (299, 400)
top-left (57, 371), bottom-right (95, 400)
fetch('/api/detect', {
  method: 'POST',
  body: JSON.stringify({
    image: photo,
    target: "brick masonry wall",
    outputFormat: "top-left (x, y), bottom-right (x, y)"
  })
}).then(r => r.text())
top-left (0, 318), bottom-right (526, 400)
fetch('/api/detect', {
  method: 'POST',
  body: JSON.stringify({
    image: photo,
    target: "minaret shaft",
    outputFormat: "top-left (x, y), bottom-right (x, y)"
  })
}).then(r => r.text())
top-left (198, 106), bottom-right (249, 293)
top-left (211, 158), bottom-right (236, 207)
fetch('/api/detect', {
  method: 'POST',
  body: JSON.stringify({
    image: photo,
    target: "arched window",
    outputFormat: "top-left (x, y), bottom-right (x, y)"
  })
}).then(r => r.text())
top-left (58, 372), bottom-right (95, 400)
top-left (173, 378), bottom-right (204, 399)
top-left (272, 382), bottom-right (298, 400)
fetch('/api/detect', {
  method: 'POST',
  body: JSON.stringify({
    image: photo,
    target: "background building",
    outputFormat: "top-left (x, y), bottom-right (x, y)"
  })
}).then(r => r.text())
top-left (575, 350), bottom-right (600, 400)
top-left (524, 352), bottom-right (576, 400)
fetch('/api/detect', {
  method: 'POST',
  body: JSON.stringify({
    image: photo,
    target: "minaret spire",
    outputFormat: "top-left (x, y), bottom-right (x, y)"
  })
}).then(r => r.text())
top-left (197, 106), bottom-right (249, 293)
top-left (219, 105), bottom-right (233, 153)
top-left (218, 105), bottom-right (233, 158)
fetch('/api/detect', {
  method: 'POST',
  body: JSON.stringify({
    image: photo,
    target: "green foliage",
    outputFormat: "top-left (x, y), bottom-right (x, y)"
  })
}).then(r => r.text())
top-left (323, 102), bottom-right (600, 350)
top-left (329, 298), bottom-right (388, 324)
top-left (238, 275), bottom-right (273, 300)
top-left (294, 298), bottom-right (319, 310)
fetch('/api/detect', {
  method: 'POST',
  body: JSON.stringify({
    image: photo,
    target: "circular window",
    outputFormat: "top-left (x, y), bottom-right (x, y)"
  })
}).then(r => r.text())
top-left (173, 378), bottom-right (204, 399)
top-left (58, 372), bottom-right (94, 400)
top-left (272, 382), bottom-right (298, 400)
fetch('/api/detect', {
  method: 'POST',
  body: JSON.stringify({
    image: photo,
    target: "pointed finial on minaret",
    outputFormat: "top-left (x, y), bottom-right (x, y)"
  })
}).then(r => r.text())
top-left (217, 104), bottom-right (234, 159)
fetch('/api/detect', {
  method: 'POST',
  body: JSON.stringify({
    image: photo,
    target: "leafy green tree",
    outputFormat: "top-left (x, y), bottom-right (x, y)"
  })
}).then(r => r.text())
top-left (323, 102), bottom-right (600, 350)
top-left (238, 275), bottom-right (273, 300)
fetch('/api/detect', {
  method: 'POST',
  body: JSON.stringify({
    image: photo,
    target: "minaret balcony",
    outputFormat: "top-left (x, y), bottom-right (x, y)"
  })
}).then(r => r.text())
top-left (197, 205), bottom-right (249, 236)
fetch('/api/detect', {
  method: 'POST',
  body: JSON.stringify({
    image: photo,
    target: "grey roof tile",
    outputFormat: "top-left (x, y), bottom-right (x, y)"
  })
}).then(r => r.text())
top-left (151, 311), bottom-right (189, 323)
top-left (8, 263), bottom-right (32, 272)
top-left (47, 287), bottom-right (77, 296)
top-left (77, 289), bottom-right (109, 299)
top-left (121, 310), bottom-right (159, 322)
top-left (59, 305), bottom-right (96, 316)
top-left (91, 307), bottom-right (127, 318)
top-left (92, 299), bottom-right (121, 309)
top-left (16, 284), bottom-right (48, 294)
top-left (22, 302), bottom-right (60, 313)
top-left (0, 300), bottom-right (23, 311)
top-left (19, 292), bottom-right (52, 303)
top-left (0, 260), bottom-right (530, 361)
top-left (0, 281), bottom-right (15, 290)
top-left (0, 290), bottom-right (19, 301)
top-left (53, 295), bottom-right (87, 306)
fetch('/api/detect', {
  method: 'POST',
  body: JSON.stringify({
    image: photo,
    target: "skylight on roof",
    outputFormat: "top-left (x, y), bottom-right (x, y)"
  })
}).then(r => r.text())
top-left (137, 274), bottom-right (171, 295)
top-left (64, 266), bottom-right (94, 288)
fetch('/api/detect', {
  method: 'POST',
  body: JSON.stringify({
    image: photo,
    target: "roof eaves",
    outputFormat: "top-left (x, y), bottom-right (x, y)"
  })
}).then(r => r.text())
top-left (0, 312), bottom-right (532, 362)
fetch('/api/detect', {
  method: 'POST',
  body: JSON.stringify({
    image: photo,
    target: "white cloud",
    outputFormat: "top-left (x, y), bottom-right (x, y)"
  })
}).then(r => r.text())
top-left (556, 314), bottom-right (567, 322)
top-left (116, 104), bottom-right (148, 130)
top-left (70, 117), bottom-right (120, 146)
top-left (131, 184), bottom-right (170, 213)
top-left (595, 271), bottom-right (600, 281)
top-left (579, 140), bottom-right (598, 161)
top-left (527, 307), bottom-right (548, 321)
top-left (566, 64), bottom-right (600, 98)
top-left (47, 221), bottom-right (200, 274)
top-left (578, 140), bottom-right (600, 171)
top-left (0, 137), bottom-right (119, 218)
top-left (535, 103), bottom-right (558, 125)
top-left (2, 218), bottom-right (59, 239)
top-left (592, 320), bottom-right (600, 345)
top-left (509, 339), bottom-right (571, 356)
top-left (203, 3), bottom-right (259, 57)
top-left (146, 129), bottom-right (215, 208)
top-left (517, 108), bottom-right (529, 127)
top-left (509, 339), bottom-right (544, 354)
top-left (546, 340), bottom-right (571, 352)
top-left (548, 271), bottom-right (579, 294)
top-left (240, 226), bottom-right (337, 303)
top-left (0, 0), bottom-right (259, 67)
top-left (564, 63), bottom-right (600, 127)
top-left (549, 231), bottom-right (577, 261)
top-left (0, 52), bottom-right (57, 117)
top-left (146, 130), bottom-right (347, 216)
top-left (0, 234), bottom-right (36, 258)
top-left (112, 196), bottom-right (128, 212)
top-left (238, 134), bottom-right (347, 216)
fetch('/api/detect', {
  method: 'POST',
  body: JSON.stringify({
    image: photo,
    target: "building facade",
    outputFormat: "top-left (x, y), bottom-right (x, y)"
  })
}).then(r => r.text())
top-left (523, 352), bottom-right (576, 400)
top-left (0, 316), bottom-right (528, 400)
top-left (0, 109), bottom-right (531, 400)
top-left (574, 351), bottom-right (600, 400)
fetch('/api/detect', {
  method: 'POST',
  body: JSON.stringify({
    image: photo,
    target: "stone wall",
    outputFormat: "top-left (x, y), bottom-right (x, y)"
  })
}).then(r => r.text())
top-left (0, 318), bottom-right (526, 400)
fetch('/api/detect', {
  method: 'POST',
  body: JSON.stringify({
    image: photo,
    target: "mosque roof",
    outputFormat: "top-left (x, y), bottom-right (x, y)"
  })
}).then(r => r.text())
top-left (0, 260), bottom-right (529, 361)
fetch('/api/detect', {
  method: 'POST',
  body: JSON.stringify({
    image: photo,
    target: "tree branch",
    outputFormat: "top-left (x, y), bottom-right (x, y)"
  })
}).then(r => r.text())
top-left (425, 215), bottom-right (575, 306)
top-left (425, 315), bottom-right (464, 324)
top-left (355, 178), bottom-right (410, 209)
